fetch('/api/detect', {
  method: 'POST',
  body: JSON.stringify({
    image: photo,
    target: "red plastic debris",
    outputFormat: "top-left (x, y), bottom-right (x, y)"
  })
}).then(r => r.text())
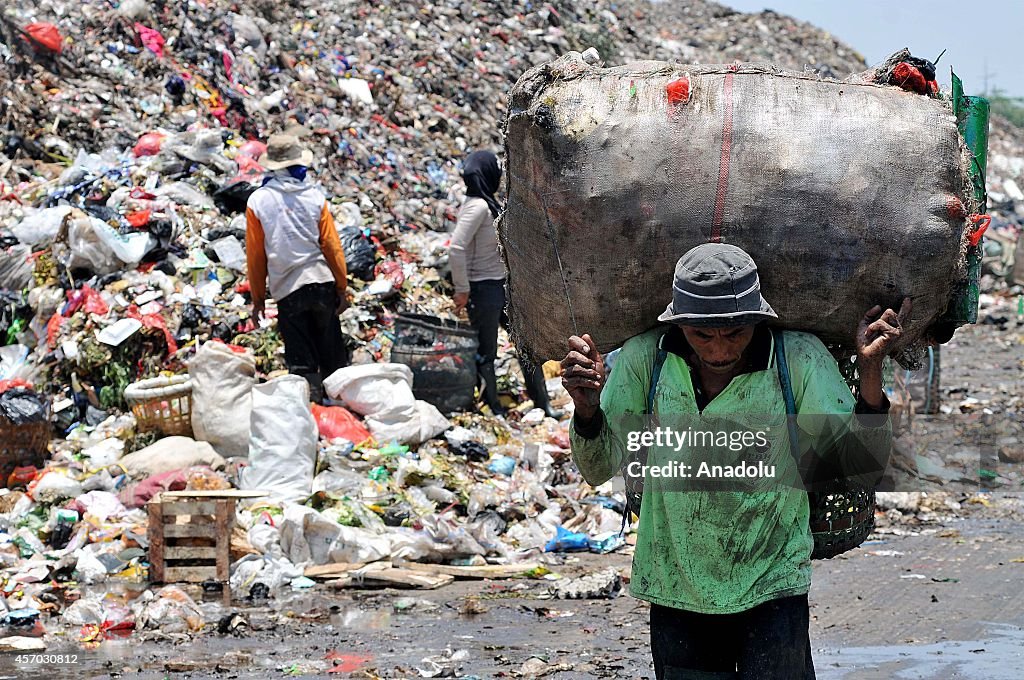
top-left (0, 379), bottom-right (33, 393)
top-left (125, 210), bottom-right (152, 228)
top-left (46, 312), bottom-right (65, 349)
top-left (81, 286), bottom-right (109, 316)
top-left (7, 466), bottom-right (39, 489)
top-left (222, 51), bottom-right (235, 83)
top-left (23, 23), bottom-right (62, 54)
top-left (129, 187), bottom-right (158, 201)
top-left (132, 132), bottom-right (165, 157)
top-left (666, 76), bottom-right (691, 105)
top-left (891, 62), bottom-right (928, 95)
top-left (375, 260), bottom-right (406, 288)
top-left (966, 214), bottom-right (991, 247)
top-left (324, 651), bottom-right (373, 674)
top-left (64, 285), bottom-right (108, 317)
top-left (311, 404), bottom-right (372, 445)
top-left (232, 154), bottom-right (264, 182)
top-left (135, 23), bottom-right (166, 58)
top-left (125, 304), bottom-right (178, 355)
top-left (237, 140), bottom-right (268, 159)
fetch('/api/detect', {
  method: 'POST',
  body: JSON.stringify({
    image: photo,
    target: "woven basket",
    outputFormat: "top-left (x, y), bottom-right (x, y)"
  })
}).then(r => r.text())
top-left (124, 375), bottom-right (193, 437)
top-left (809, 488), bottom-right (876, 560)
top-left (0, 417), bottom-right (49, 485)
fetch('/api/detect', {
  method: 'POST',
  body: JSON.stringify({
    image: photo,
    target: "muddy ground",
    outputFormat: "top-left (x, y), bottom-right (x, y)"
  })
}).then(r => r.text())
top-left (2, 300), bottom-right (1022, 680)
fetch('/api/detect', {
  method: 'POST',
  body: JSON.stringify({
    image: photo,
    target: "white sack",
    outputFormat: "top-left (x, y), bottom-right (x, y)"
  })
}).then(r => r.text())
top-left (189, 341), bottom-right (256, 458)
top-left (238, 375), bottom-right (317, 503)
top-left (323, 363), bottom-right (417, 416)
top-left (115, 436), bottom-right (225, 478)
top-left (365, 400), bottom-right (450, 446)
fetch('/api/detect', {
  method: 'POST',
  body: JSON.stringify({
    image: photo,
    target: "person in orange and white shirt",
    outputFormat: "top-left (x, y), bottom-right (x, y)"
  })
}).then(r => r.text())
top-left (246, 133), bottom-right (350, 401)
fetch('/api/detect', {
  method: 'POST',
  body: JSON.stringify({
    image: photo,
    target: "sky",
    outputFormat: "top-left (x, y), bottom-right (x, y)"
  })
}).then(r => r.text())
top-left (719, 0), bottom-right (1022, 97)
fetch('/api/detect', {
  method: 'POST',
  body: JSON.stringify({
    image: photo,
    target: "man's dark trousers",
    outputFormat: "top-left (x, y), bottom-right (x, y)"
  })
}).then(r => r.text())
top-left (276, 282), bottom-right (349, 401)
top-left (650, 595), bottom-right (815, 679)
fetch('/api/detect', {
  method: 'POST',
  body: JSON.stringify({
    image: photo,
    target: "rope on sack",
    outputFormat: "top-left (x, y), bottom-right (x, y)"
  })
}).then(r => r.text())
top-left (539, 189), bottom-right (579, 336)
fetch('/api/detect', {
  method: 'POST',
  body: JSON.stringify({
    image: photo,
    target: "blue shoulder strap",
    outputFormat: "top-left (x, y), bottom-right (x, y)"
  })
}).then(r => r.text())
top-left (772, 329), bottom-right (801, 461)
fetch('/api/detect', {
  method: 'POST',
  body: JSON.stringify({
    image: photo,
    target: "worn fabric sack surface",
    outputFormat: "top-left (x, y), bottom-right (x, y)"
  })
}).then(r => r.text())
top-left (500, 52), bottom-right (976, 360)
top-left (189, 340), bottom-right (256, 458)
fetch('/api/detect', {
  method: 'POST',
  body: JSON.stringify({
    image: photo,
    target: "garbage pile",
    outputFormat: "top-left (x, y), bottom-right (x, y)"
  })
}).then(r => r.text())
top-left (0, 0), bottom-right (1013, 650)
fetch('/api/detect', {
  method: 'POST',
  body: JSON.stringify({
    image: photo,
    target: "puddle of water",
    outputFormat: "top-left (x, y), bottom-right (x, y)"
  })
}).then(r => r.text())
top-left (330, 607), bottom-right (391, 630)
top-left (817, 623), bottom-right (1024, 679)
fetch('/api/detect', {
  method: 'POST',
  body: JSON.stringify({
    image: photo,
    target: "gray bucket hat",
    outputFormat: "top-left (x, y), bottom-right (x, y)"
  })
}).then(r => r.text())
top-left (657, 243), bottom-right (778, 327)
top-left (259, 133), bottom-right (314, 170)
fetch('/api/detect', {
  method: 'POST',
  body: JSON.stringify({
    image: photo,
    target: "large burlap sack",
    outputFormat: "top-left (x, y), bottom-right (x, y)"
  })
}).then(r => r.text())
top-left (500, 53), bottom-right (977, 360)
top-left (189, 341), bottom-right (256, 458)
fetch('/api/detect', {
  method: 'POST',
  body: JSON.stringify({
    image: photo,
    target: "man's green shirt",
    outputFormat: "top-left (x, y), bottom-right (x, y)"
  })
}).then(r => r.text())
top-left (570, 328), bottom-right (891, 614)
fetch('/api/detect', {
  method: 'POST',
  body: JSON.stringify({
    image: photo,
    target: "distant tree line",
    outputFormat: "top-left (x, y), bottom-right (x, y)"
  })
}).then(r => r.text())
top-left (988, 88), bottom-right (1024, 129)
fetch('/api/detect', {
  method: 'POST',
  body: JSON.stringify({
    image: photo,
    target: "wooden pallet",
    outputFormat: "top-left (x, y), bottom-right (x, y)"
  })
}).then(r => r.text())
top-left (148, 493), bottom-right (235, 583)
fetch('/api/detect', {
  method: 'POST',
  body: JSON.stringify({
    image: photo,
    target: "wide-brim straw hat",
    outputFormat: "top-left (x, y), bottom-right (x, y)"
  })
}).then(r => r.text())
top-left (259, 133), bottom-right (314, 170)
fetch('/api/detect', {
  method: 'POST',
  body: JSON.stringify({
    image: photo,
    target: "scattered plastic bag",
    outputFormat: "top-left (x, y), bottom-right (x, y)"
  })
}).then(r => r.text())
top-left (154, 181), bottom-right (215, 208)
top-left (487, 455), bottom-right (516, 476)
top-left (65, 214), bottom-right (154, 274)
top-left (133, 586), bottom-right (204, 633)
top-left (27, 470), bottom-right (82, 502)
top-left (337, 78), bottom-right (374, 105)
top-left (364, 400), bottom-right (450, 446)
top-left (229, 554), bottom-right (301, 593)
top-left (74, 550), bottom-right (108, 584)
top-left (545, 526), bottom-right (590, 552)
top-left (339, 226), bottom-right (376, 281)
top-left (134, 23), bottom-right (165, 57)
top-left (0, 246), bottom-right (34, 291)
top-left (80, 438), bottom-right (125, 471)
top-left (132, 132), bottom-right (165, 157)
top-left (72, 491), bottom-right (125, 521)
top-left (278, 505), bottom-right (391, 566)
top-left (0, 388), bottom-right (46, 424)
top-left (210, 235), bottom-right (247, 271)
top-left (11, 206), bottom-right (72, 246)
top-left (311, 404), bottom-right (372, 445)
top-left (23, 22), bottom-right (62, 53)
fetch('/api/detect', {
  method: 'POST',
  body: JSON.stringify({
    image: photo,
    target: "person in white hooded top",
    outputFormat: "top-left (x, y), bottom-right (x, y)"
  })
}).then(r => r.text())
top-left (246, 133), bottom-right (350, 401)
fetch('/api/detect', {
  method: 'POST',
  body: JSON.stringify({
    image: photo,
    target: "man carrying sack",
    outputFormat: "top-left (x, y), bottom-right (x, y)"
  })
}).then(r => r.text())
top-left (562, 243), bottom-right (909, 679)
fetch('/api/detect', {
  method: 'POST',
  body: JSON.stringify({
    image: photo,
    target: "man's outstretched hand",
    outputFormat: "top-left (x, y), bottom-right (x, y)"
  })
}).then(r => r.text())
top-left (857, 297), bottom-right (912, 366)
top-left (856, 297), bottom-right (912, 409)
top-left (561, 333), bottom-right (606, 421)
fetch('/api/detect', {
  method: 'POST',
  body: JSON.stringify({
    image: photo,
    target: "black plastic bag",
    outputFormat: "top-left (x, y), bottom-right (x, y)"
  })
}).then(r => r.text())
top-left (213, 181), bottom-right (258, 215)
top-left (340, 226), bottom-right (376, 281)
top-left (0, 387), bottom-right (47, 424)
